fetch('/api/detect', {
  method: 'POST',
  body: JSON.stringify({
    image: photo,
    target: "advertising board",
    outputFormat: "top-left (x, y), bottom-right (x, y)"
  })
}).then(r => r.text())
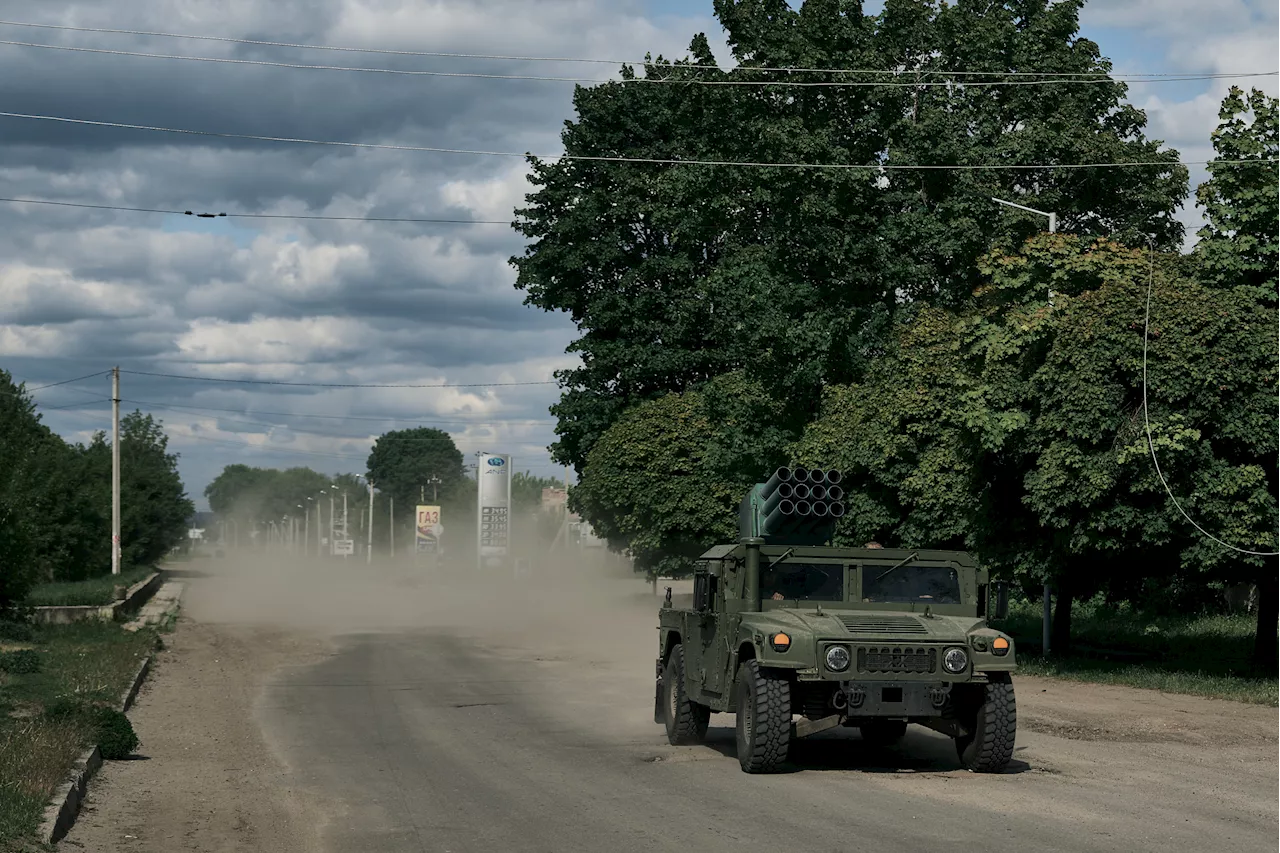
top-left (477, 453), bottom-right (511, 565)
top-left (415, 505), bottom-right (442, 553)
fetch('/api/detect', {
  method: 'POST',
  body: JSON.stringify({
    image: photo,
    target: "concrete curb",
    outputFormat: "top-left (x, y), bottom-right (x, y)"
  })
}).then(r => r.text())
top-left (37, 651), bottom-right (156, 845)
top-left (37, 746), bottom-right (102, 847)
top-left (32, 569), bottom-right (167, 626)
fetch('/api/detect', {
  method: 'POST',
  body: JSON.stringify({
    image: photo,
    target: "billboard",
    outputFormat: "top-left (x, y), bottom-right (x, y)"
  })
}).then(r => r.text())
top-left (477, 453), bottom-right (511, 564)
top-left (415, 505), bottom-right (441, 553)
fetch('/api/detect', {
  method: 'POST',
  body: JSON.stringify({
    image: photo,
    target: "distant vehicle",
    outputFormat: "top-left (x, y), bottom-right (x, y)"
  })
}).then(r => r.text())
top-left (655, 467), bottom-right (1017, 774)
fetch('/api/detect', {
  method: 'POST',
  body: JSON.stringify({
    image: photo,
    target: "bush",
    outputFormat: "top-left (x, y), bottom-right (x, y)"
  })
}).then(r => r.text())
top-left (40, 699), bottom-right (140, 759)
top-left (93, 708), bottom-right (139, 760)
top-left (0, 649), bottom-right (40, 674)
top-left (0, 617), bottom-right (34, 642)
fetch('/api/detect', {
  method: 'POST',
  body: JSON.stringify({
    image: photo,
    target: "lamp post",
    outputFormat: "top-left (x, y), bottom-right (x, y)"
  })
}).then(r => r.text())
top-left (329, 484), bottom-right (337, 556)
top-left (365, 477), bottom-right (375, 565)
top-left (992, 195), bottom-right (1058, 657)
top-left (305, 498), bottom-right (313, 557)
top-left (297, 505), bottom-right (305, 556)
top-left (428, 475), bottom-right (441, 503)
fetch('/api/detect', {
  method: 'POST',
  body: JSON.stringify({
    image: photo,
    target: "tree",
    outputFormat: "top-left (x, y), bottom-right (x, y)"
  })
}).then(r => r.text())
top-left (0, 371), bottom-right (41, 611)
top-left (513, 0), bottom-right (1188, 473)
top-left (511, 471), bottom-right (563, 514)
top-left (1194, 87), bottom-right (1279, 302)
top-left (111, 412), bottom-right (194, 569)
top-left (365, 428), bottom-right (466, 514)
top-left (794, 236), bottom-right (1276, 656)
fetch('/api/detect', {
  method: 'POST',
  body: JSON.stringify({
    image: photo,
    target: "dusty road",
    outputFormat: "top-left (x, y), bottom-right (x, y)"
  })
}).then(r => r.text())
top-left (62, 555), bottom-right (1278, 852)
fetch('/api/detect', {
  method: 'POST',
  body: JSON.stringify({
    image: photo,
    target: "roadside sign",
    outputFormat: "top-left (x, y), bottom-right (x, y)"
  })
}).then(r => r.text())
top-left (333, 539), bottom-right (354, 557)
top-left (416, 505), bottom-right (441, 552)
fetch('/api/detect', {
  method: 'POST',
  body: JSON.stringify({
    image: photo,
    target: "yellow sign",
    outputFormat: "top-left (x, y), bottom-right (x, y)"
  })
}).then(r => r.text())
top-left (415, 505), bottom-right (441, 552)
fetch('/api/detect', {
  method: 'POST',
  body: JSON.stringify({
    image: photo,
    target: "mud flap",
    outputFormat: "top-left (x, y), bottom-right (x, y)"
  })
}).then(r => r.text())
top-left (654, 677), bottom-right (664, 724)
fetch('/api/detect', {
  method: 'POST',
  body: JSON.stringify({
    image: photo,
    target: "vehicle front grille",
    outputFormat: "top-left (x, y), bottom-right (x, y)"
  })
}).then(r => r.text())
top-left (840, 616), bottom-right (928, 635)
top-left (857, 646), bottom-right (937, 674)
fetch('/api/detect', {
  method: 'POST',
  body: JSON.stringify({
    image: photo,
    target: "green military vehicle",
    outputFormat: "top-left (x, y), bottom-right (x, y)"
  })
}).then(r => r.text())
top-left (654, 467), bottom-right (1017, 774)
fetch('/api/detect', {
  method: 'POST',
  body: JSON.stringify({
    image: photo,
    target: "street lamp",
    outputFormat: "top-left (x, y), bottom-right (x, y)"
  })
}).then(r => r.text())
top-left (993, 195), bottom-right (1058, 656)
top-left (428, 475), bottom-right (442, 503)
top-left (991, 197), bottom-right (1057, 234)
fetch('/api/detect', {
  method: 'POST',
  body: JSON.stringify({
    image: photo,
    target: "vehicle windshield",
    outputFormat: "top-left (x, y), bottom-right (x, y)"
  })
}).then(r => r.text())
top-left (862, 565), bottom-right (962, 604)
top-left (761, 562), bottom-right (844, 601)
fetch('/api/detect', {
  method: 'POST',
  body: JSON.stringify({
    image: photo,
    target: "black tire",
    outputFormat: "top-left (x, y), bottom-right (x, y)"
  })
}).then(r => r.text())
top-left (956, 673), bottom-right (1017, 773)
top-left (663, 646), bottom-right (710, 745)
top-left (734, 660), bottom-right (792, 773)
top-left (858, 719), bottom-right (908, 746)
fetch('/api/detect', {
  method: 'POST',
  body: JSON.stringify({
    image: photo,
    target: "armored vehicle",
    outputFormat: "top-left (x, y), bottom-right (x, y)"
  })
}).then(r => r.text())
top-left (654, 467), bottom-right (1017, 774)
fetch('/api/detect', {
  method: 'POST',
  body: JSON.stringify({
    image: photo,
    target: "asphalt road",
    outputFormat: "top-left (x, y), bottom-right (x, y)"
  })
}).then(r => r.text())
top-left (62, 555), bottom-right (1278, 853)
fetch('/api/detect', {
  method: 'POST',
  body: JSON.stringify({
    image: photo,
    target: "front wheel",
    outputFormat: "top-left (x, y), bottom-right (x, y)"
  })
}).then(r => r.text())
top-left (735, 660), bottom-right (791, 773)
top-left (955, 673), bottom-right (1017, 773)
top-left (662, 646), bottom-right (709, 745)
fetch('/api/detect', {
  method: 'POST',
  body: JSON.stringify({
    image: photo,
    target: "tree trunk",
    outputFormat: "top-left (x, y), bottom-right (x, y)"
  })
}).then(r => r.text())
top-left (1253, 567), bottom-right (1277, 672)
top-left (1051, 574), bottom-right (1074, 656)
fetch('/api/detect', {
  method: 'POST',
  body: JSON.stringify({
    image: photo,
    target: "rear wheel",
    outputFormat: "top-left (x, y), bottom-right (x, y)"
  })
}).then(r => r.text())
top-left (662, 646), bottom-right (709, 745)
top-left (955, 673), bottom-right (1017, 773)
top-left (858, 719), bottom-right (908, 746)
top-left (734, 660), bottom-right (791, 773)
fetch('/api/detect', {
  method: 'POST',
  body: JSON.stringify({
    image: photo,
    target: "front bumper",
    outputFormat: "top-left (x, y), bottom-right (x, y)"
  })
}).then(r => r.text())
top-left (839, 680), bottom-right (954, 718)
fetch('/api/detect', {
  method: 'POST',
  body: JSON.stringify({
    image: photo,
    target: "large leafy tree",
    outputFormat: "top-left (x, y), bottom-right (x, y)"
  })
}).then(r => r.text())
top-left (513, 0), bottom-right (1187, 473)
top-left (0, 371), bottom-right (42, 610)
top-left (109, 412), bottom-right (195, 569)
top-left (795, 236), bottom-right (1276, 658)
top-left (1194, 86), bottom-right (1278, 303)
top-left (365, 428), bottom-right (466, 514)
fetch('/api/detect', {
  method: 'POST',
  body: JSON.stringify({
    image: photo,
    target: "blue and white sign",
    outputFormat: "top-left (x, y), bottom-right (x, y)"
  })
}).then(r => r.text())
top-left (477, 453), bottom-right (512, 563)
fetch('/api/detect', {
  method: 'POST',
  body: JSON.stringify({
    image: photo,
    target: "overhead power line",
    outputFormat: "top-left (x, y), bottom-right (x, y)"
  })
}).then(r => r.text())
top-left (118, 368), bottom-right (556, 388)
top-left (4, 38), bottom-right (1272, 87)
top-left (0, 196), bottom-right (510, 224)
top-left (119, 397), bottom-right (554, 426)
top-left (0, 18), bottom-right (1271, 80)
top-left (5, 110), bottom-right (1253, 171)
top-left (23, 370), bottom-right (111, 391)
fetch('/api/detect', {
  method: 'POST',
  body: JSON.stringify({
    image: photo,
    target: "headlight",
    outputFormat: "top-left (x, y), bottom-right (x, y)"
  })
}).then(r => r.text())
top-left (943, 647), bottom-right (969, 674)
top-left (825, 645), bottom-right (851, 672)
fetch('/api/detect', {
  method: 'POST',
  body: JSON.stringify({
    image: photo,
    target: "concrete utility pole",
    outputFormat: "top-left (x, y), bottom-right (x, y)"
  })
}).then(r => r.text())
top-left (329, 485), bottom-right (336, 556)
top-left (366, 479), bottom-right (375, 565)
top-left (428, 475), bottom-right (441, 503)
top-left (993, 197), bottom-right (1059, 657)
top-left (342, 491), bottom-right (349, 559)
top-left (389, 496), bottom-right (395, 558)
top-left (111, 366), bottom-right (121, 575)
top-left (304, 499), bottom-right (312, 557)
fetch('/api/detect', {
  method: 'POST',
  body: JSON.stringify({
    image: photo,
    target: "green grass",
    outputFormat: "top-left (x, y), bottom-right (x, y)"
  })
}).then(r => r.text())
top-left (23, 566), bottom-right (155, 608)
top-left (0, 621), bottom-right (156, 849)
top-left (991, 598), bottom-right (1276, 705)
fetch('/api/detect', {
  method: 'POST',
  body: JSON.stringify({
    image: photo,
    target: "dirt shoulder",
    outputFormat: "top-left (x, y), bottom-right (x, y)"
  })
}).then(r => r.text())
top-left (57, 618), bottom-right (332, 853)
top-left (1017, 674), bottom-right (1278, 746)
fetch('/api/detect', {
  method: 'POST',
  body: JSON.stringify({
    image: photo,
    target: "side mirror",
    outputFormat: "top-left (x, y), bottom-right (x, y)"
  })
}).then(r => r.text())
top-left (992, 581), bottom-right (1009, 620)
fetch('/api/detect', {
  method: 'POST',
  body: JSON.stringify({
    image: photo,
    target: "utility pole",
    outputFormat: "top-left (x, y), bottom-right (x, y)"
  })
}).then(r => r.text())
top-left (342, 491), bottom-right (349, 559)
top-left (366, 479), bottom-right (375, 565)
top-left (428, 474), bottom-right (441, 503)
top-left (389, 496), bottom-right (394, 558)
top-left (304, 500), bottom-right (311, 557)
top-left (329, 486), bottom-right (336, 556)
top-left (111, 366), bottom-right (121, 575)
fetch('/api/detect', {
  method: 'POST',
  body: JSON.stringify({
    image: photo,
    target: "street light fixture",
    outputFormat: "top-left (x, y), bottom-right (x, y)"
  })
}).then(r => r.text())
top-left (991, 197), bottom-right (1057, 233)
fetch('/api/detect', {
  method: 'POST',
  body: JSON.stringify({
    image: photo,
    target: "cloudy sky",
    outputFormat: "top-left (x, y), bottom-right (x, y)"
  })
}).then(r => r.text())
top-left (1, 0), bottom-right (1275, 511)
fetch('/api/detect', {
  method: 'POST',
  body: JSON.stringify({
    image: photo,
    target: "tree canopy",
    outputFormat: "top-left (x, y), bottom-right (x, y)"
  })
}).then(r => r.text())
top-left (365, 428), bottom-right (467, 512)
top-left (513, 0), bottom-right (1188, 473)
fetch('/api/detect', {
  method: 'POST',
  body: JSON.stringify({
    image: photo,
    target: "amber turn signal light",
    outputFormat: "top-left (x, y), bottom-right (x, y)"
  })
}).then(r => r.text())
top-left (992, 636), bottom-right (1010, 656)
top-left (770, 633), bottom-right (791, 652)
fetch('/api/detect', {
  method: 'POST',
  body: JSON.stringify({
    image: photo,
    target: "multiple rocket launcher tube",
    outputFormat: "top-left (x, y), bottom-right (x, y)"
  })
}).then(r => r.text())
top-left (760, 466), bottom-right (847, 536)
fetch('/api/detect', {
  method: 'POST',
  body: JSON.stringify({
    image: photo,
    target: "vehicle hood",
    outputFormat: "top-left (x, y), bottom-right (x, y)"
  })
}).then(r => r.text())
top-left (746, 609), bottom-right (978, 643)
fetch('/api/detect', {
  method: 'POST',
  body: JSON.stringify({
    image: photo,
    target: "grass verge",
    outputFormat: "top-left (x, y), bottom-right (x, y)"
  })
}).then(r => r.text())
top-left (0, 620), bottom-right (156, 850)
top-left (991, 599), bottom-right (1276, 706)
top-left (24, 566), bottom-right (155, 608)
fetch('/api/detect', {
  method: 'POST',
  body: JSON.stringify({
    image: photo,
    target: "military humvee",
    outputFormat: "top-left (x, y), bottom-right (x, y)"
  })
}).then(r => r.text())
top-left (655, 467), bottom-right (1017, 774)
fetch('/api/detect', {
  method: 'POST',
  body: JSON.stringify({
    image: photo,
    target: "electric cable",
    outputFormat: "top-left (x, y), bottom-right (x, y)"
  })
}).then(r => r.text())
top-left (4, 110), bottom-right (1246, 171)
top-left (1140, 242), bottom-right (1279, 557)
